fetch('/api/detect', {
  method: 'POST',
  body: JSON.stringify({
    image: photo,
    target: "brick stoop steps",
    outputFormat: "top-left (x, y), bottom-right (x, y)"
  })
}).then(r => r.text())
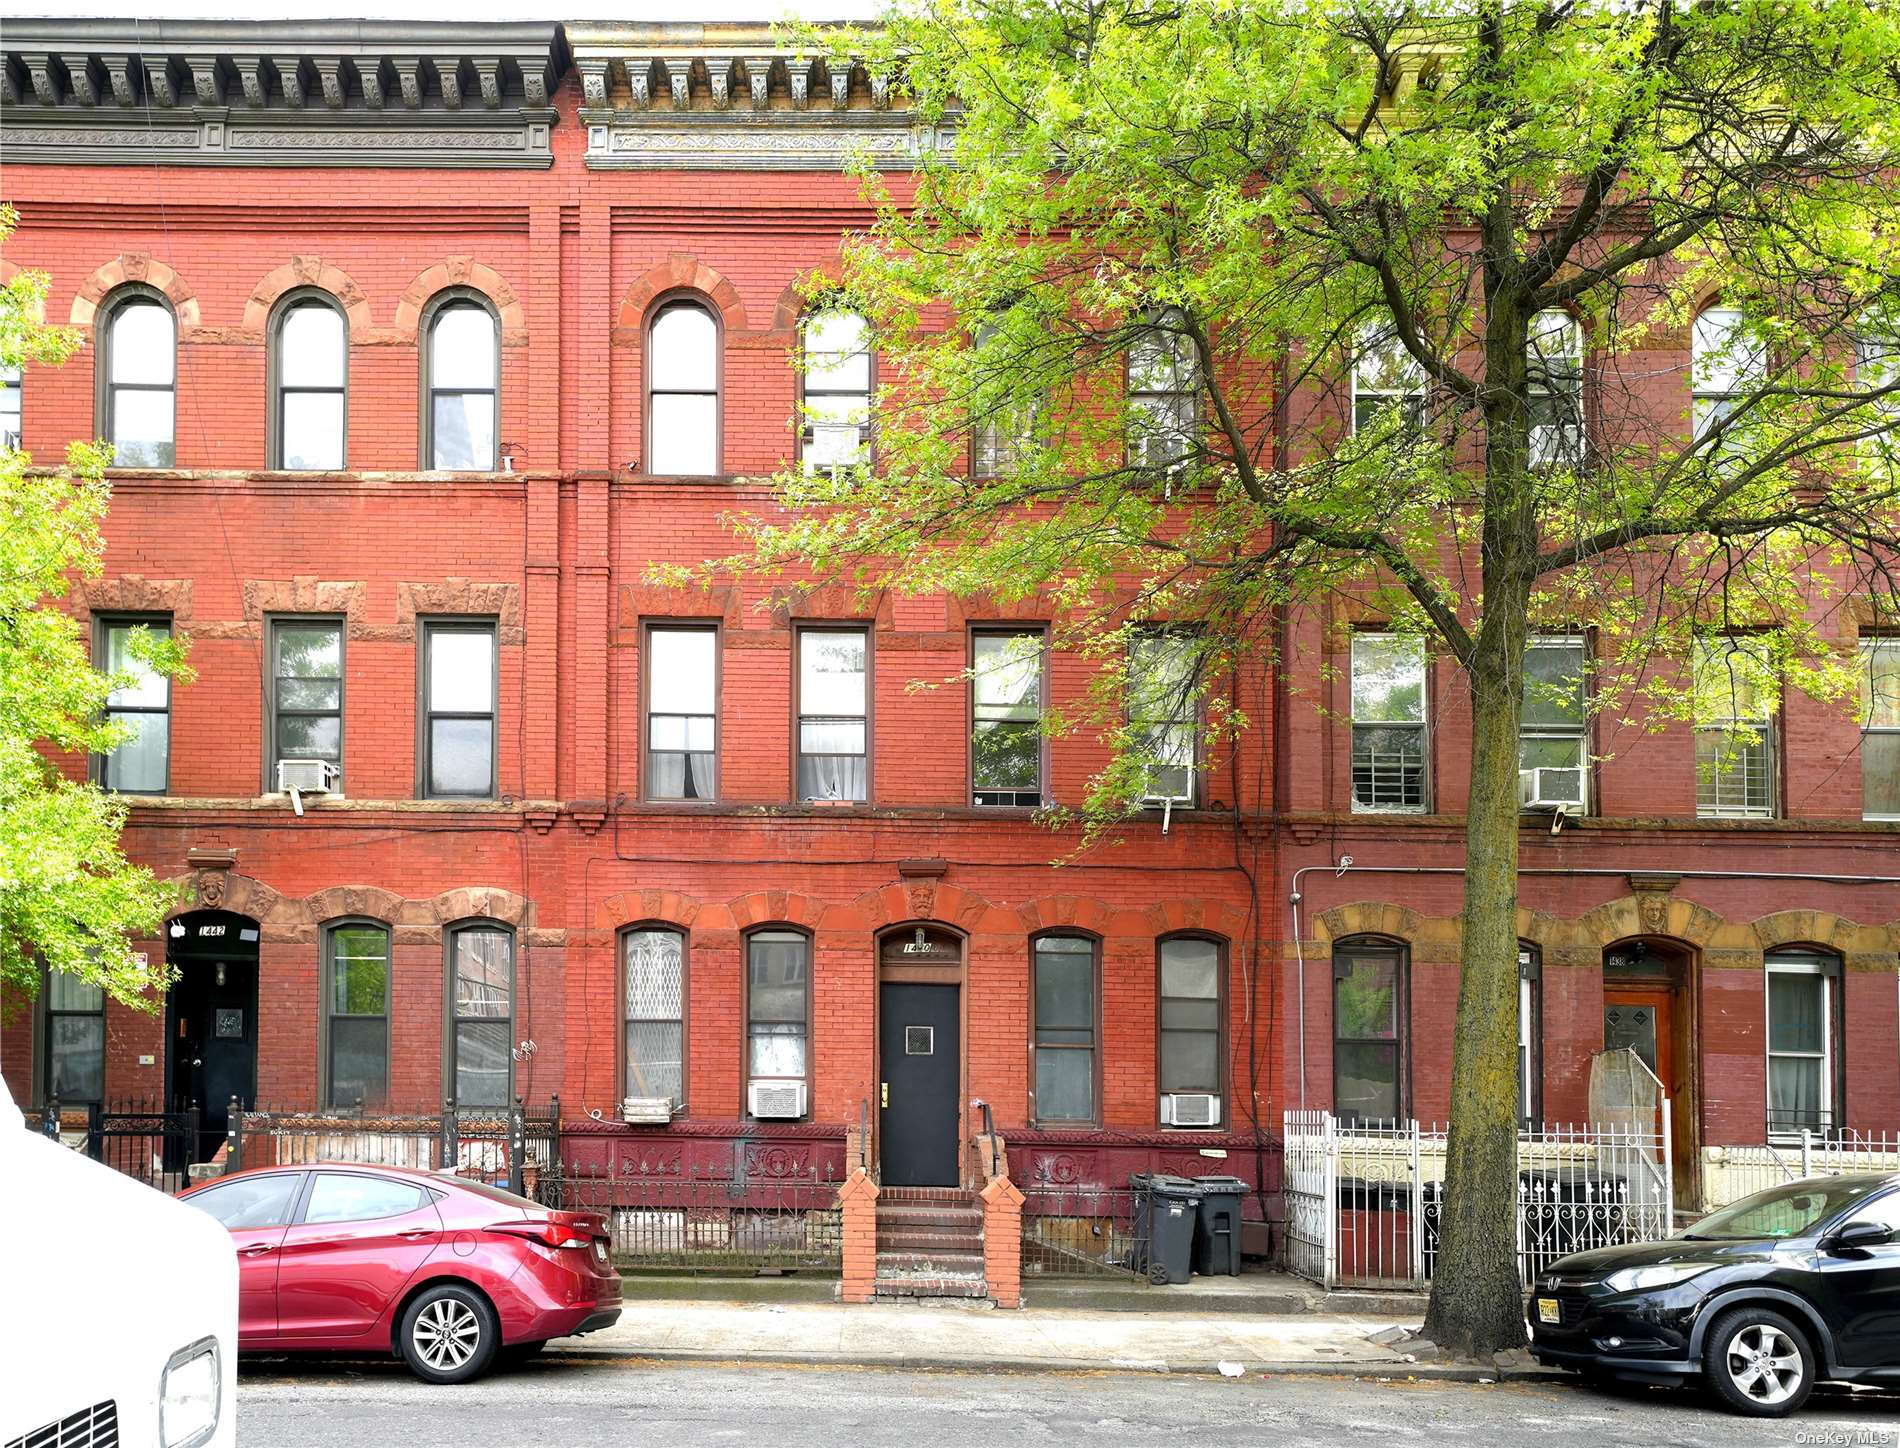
top-left (872, 1186), bottom-right (988, 1300)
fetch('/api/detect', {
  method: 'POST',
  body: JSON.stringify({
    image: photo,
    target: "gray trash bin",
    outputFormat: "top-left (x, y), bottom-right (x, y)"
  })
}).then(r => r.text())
top-left (1192, 1175), bottom-right (1249, 1277)
top-left (1131, 1172), bottom-right (1201, 1285)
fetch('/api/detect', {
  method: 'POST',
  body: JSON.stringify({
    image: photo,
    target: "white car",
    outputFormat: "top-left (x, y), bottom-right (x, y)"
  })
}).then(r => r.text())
top-left (0, 1078), bottom-right (236, 1448)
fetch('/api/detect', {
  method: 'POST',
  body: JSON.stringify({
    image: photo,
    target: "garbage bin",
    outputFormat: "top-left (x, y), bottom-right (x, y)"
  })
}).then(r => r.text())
top-left (1130, 1172), bottom-right (1201, 1285)
top-left (1192, 1175), bottom-right (1250, 1277)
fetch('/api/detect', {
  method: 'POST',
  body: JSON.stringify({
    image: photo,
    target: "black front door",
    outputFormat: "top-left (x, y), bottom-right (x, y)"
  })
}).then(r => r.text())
top-left (167, 910), bottom-right (261, 1164)
top-left (879, 982), bottom-right (960, 1187)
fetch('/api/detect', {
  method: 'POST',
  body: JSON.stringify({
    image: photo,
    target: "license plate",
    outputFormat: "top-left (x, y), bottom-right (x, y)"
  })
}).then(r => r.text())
top-left (1537, 1298), bottom-right (1560, 1324)
top-left (592, 1240), bottom-right (609, 1267)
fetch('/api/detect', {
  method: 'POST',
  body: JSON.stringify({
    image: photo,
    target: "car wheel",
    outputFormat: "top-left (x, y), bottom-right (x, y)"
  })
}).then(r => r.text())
top-left (1702, 1306), bottom-right (1815, 1417)
top-left (398, 1284), bottom-right (499, 1385)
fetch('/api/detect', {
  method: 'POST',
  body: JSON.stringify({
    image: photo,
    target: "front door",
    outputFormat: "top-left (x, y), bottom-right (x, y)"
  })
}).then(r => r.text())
top-left (1604, 987), bottom-right (1674, 1103)
top-left (879, 982), bottom-right (961, 1187)
top-left (166, 910), bottom-right (261, 1164)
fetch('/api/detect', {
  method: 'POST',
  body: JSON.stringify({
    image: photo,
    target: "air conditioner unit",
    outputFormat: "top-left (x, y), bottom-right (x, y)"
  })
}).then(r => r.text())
top-left (748, 1079), bottom-right (808, 1120)
top-left (621, 1096), bottom-right (674, 1125)
top-left (802, 423), bottom-right (864, 474)
top-left (1518, 766), bottom-right (1585, 810)
top-left (277, 758), bottom-right (340, 816)
top-left (1161, 1093), bottom-right (1221, 1128)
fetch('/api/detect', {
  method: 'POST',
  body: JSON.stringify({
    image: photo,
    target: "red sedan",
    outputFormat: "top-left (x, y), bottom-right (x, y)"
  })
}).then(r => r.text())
top-left (177, 1163), bottom-right (621, 1383)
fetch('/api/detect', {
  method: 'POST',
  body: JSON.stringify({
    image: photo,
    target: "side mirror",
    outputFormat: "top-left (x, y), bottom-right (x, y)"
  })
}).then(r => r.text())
top-left (1824, 1221), bottom-right (1893, 1254)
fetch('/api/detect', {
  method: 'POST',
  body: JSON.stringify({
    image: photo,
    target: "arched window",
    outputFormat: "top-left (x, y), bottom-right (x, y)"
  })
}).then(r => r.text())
top-left (623, 927), bottom-right (686, 1109)
top-left (800, 308), bottom-right (872, 474)
top-left (745, 928), bottom-right (811, 1117)
top-left (1692, 305), bottom-right (1764, 453)
top-left (647, 298), bottom-right (719, 476)
top-left (1030, 933), bottom-right (1099, 1125)
top-left (322, 920), bottom-right (389, 1109)
top-left (99, 289), bottom-right (176, 467)
top-left (1332, 936), bottom-right (1407, 1123)
top-left (423, 294), bottom-right (498, 471)
top-left (446, 923), bottom-right (514, 1109)
top-left (1158, 935), bottom-right (1224, 1127)
top-left (1351, 320), bottom-right (1426, 436)
top-left (1526, 309), bottom-right (1584, 467)
top-left (272, 293), bottom-right (347, 470)
top-left (1127, 307), bottom-right (1199, 470)
top-left (1765, 948), bottom-right (1843, 1138)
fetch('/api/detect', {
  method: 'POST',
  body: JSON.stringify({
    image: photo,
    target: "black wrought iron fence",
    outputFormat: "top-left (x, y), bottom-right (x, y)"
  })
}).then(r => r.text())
top-left (25, 1093), bottom-right (198, 1191)
top-left (536, 1158), bottom-right (843, 1273)
top-left (1020, 1184), bottom-right (1148, 1279)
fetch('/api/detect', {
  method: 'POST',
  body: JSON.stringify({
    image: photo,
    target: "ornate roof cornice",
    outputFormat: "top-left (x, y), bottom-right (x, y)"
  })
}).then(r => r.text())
top-left (0, 20), bottom-right (564, 169)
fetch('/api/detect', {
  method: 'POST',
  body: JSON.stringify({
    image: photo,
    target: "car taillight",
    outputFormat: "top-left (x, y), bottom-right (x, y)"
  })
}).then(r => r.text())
top-left (486, 1217), bottom-right (597, 1250)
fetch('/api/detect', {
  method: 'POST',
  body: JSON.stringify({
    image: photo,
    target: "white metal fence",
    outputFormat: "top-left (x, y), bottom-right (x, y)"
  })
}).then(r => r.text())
top-left (1282, 1108), bottom-right (1673, 1291)
top-left (1702, 1130), bottom-right (1900, 1210)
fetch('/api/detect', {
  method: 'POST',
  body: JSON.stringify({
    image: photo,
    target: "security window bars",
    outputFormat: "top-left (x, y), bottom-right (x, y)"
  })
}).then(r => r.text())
top-left (1033, 936), bottom-right (1097, 1124)
top-left (649, 300), bottom-right (719, 476)
top-left (1352, 323), bottom-right (1426, 436)
top-left (1766, 951), bottom-right (1838, 1138)
top-left (1527, 310), bottom-right (1584, 467)
top-left (1128, 631), bottom-right (1197, 804)
top-left (1694, 638), bottom-right (1776, 819)
top-left (421, 622), bottom-right (496, 799)
top-left (1127, 309), bottom-right (1199, 471)
top-left (802, 310), bottom-right (872, 474)
top-left (449, 925), bottom-right (513, 1109)
top-left (747, 931), bottom-right (809, 1100)
top-left (326, 923), bottom-right (389, 1109)
top-left (97, 618), bottom-right (171, 794)
top-left (647, 626), bottom-right (716, 800)
top-left (45, 969), bottom-right (105, 1103)
top-left (1692, 307), bottom-right (1766, 463)
top-left (1351, 634), bottom-right (1427, 812)
top-left (103, 295), bottom-right (176, 467)
top-left (274, 298), bottom-right (347, 470)
top-left (270, 619), bottom-right (343, 788)
top-left (1159, 937), bottom-right (1221, 1102)
top-left (972, 629), bottom-right (1043, 806)
top-left (426, 299), bottom-right (498, 470)
top-left (796, 627), bottom-right (868, 803)
top-left (1520, 637), bottom-right (1588, 809)
top-left (1861, 639), bottom-right (1900, 820)
top-left (1, 363), bottom-right (20, 449)
top-left (1334, 939), bottom-right (1405, 1124)
top-left (625, 928), bottom-right (685, 1108)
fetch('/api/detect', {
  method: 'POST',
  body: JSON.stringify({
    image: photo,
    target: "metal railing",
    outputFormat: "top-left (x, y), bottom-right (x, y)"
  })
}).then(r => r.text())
top-left (1702, 1129), bottom-right (1900, 1210)
top-left (536, 1157), bottom-right (842, 1272)
top-left (28, 1094), bottom-right (201, 1192)
top-left (1282, 1109), bottom-right (1673, 1292)
top-left (1019, 1184), bottom-right (1148, 1279)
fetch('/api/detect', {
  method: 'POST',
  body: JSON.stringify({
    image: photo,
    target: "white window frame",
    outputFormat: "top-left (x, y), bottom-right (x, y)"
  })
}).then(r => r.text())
top-left (1351, 321), bottom-right (1427, 436)
top-left (1, 362), bottom-right (21, 450)
top-left (1350, 633), bottom-right (1429, 813)
top-left (1694, 638), bottom-right (1777, 820)
top-left (1692, 306), bottom-right (1764, 456)
top-left (1861, 637), bottom-right (1900, 821)
top-left (1764, 951), bottom-right (1836, 1142)
top-left (1520, 635), bottom-right (1589, 813)
top-left (1527, 309), bottom-right (1584, 468)
top-left (1127, 308), bottom-right (1199, 473)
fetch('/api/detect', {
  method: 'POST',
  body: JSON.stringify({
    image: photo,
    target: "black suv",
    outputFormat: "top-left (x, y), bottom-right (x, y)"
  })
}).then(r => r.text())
top-left (1528, 1172), bottom-right (1900, 1416)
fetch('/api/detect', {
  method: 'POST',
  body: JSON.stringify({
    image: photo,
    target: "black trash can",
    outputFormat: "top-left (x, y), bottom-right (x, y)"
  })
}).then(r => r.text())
top-left (1192, 1175), bottom-right (1250, 1277)
top-left (1130, 1172), bottom-right (1201, 1285)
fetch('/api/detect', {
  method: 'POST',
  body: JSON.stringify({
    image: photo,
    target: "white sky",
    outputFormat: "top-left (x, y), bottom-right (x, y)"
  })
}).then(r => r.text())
top-left (13, 1), bottom-right (887, 19)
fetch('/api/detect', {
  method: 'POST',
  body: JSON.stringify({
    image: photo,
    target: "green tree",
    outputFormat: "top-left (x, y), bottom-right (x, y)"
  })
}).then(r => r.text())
top-left (742, 2), bottom-right (1900, 1354)
top-left (1, 205), bottom-right (189, 1010)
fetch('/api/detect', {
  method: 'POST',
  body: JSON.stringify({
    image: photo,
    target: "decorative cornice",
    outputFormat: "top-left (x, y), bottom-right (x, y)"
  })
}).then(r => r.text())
top-left (1, 19), bottom-right (564, 169)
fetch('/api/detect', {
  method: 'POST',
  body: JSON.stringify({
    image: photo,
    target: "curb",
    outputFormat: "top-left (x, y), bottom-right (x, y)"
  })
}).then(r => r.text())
top-left (543, 1343), bottom-right (1571, 1383)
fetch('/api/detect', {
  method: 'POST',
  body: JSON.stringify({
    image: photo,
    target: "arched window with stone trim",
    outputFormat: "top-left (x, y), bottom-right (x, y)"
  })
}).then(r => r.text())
top-left (422, 290), bottom-right (499, 471)
top-left (1332, 935), bottom-right (1407, 1124)
top-left (445, 921), bottom-right (514, 1109)
top-left (1765, 947), bottom-right (1844, 1139)
top-left (322, 919), bottom-right (390, 1110)
top-left (270, 290), bottom-right (348, 470)
top-left (623, 925), bottom-right (687, 1111)
top-left (646, 296), bottom-right (721, 476)
top-left (98, 286), bottom-right (176, 467)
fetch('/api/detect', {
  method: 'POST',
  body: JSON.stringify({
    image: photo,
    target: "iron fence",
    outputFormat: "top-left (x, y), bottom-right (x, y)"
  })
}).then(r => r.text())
top-left (1019, 1184), bottom-right (1148, 1279)
top-left (1282, 1109), bottom-right (1673, 1292)
top-left (1702, 1129), bottom-right (1900, 1210)
top-left (24, 1094), bottom-right (199, 1192)
top-left (535, 1158), bottom-right (842, 1272)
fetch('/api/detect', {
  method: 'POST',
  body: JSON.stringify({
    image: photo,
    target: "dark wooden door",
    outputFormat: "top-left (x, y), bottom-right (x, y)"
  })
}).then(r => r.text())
top-left (879, 983), bottom-right (960, 1187)
top-left (169, 955), bottom-right (259, 1163)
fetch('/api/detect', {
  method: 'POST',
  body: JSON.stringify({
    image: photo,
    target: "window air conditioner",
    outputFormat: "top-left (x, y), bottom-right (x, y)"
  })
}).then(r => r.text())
top-left (1517, 766), bottom-right (1585, 810)
top-left (1161, 1093), bottom-right (1221, 1128)
top-left (621, 1096), bottom-right (674, 1125)
top-left (748, 1079), bottom-right (808, 1120)
top-left (278, 759), bottom-right (339, 794)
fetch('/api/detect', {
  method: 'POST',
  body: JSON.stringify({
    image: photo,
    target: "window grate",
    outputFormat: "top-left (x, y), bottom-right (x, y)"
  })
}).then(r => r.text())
top-left (7, 1398), bottom-right (120, 1448)
top-left (1695, 725), bottom-right (1774, 817)
top-left (1351, 737), bottom-right (1426, 810)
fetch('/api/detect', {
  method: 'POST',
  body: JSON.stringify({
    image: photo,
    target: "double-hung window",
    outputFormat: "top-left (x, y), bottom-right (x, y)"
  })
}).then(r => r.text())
top-left (1520, 637), bottom-right (1588, 811)
top-left (273, 296), bottom-right (347, 470)
top-left (801, 309), bottom-right (872, 474)
top-left (1694, 637), bottom-right (1776, 819)
top-left (646, 625), bottom-right (717, 800)
top-left (43, 969), bottom-right (105, 1104)
top-left (1031, 935), bottom-right (1097, 1125)
top-left (1858, 328), bottom-right (1900, 474)
top-left (1333, 937), bottom-right (1406, 1124)
top-left (1127, 308), bottom-right (1199, 472)
top-left (96, 617), bottom-right (171, 794)
top-left (1692, 307), bottom-right (1765, 463)
top-left (1766, 950), bottom-right (1840, 1138)
top-left (269, 618), bottom-right (343, 790)
top-left (647, 300), bottom-right (720, 476)
top-left (1352, 322), bottom-right (1426, 435)
top-left (101, 292), bottom-right (176, 467)
top-left (1350, 633), bottom-right (1427, 812)
top-left (1128, 631), bottom-right (1197, 805)
top-left (971, 629), bottom-right (1044, 807)
top-left (324, 922), bottom-right (389, 1109)
top-left (796, 626), bottom-right (868, 803)
top-left (1861, 638), bottom-right (1900, 820)
top-left (446, 924), bottom-right (513, 1109)
top-left (1527, 310), bottom-right (1584, 467)
top-left (1, 363), bottom-right (20, 449)
top-left (420, 621), bottom-right (497, 799)
top-left (624, 928), bottom-right (686, 1109)
top-left (971, 322), bottom-right (1036, 478)
top-left (746, 930), bottom-right (809, 1102)
top-left (1158, 937), bottom-right (1222, 1124)
top-left (425, 297), bottom-right (498, 471)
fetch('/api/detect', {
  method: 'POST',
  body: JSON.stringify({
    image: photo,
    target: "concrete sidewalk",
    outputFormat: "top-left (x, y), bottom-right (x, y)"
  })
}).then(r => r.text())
top-left (548, 1298), bottom-right (1542, 1381)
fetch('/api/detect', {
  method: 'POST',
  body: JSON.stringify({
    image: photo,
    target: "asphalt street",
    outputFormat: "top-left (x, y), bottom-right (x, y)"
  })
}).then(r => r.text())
top-left (236, 1357), bottom-right (1900, 1448)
